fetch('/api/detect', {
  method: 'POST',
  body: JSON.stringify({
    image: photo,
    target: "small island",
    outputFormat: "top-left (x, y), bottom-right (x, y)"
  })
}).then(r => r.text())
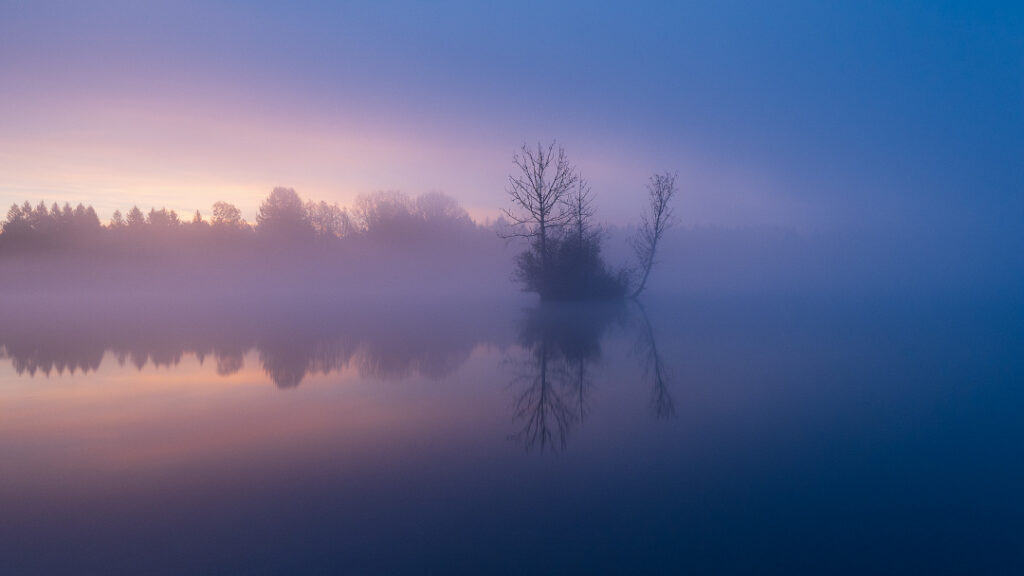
top-left (500, 141), bottom-right (677, 301)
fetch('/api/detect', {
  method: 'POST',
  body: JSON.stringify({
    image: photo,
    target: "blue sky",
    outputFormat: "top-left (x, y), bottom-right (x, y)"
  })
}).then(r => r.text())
top-left (1, 1), bottom-right (1021, 235)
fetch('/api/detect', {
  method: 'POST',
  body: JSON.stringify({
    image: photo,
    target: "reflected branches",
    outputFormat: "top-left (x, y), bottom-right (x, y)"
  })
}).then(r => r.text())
top-left (506, 302), bottom-right (622, 452)
top-left (508, 340), bottom-right (577, 452)
top-left (1, 296), bottom-right (679, 455)
top-left (634, 301), bottom-right (675, 420)
top-left (504, 300), bottom-right (677, 452)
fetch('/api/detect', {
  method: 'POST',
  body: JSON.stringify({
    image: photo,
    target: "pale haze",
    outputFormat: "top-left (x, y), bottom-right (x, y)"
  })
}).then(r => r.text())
top-left (1, 4), bottom-right (1023, 574)
top-left (3, 2), bottom-right (1020, 239)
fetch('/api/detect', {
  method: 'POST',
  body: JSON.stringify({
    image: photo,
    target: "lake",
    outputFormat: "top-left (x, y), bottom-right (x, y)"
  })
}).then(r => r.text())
top-left (1, 293), bottom-right (1021, 574)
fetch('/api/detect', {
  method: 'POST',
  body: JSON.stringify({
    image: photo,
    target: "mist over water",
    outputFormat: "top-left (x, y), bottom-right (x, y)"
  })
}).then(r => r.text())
top-left (1, 285), bottom-right (1022, 574)
top-left (1, 181), bottom-right (1021, 574)
top-left (1, 2), bottom-right (1021, 572)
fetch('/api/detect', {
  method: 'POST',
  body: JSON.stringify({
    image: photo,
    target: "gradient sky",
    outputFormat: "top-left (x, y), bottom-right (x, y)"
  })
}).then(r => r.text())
top-left (1, 1), bottom-right (1021, 231)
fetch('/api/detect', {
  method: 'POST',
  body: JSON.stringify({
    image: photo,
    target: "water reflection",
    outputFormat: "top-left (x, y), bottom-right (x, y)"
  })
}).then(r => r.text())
top-left (506, 303), bottom-right (619, 451)
top-left (0, 298), bottom-right (517, 389)
top-left (2, 295), bottom-right (1019, 574)
top-left (635, 300), bottom-right (675, 420)
top-left (0, 297), bottom-right (675, 452)
top-left (505, 301), bottom-right (675, 451)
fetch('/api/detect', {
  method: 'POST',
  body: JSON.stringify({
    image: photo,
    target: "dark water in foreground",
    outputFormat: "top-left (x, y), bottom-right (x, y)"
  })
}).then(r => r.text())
top-left (0, 294), bottom-right (1021, 575)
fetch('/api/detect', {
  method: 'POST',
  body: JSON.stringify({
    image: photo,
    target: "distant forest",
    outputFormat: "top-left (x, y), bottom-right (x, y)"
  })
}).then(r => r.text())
top-left (1, 187), bottom-right (487, 253)
top-left (0, 187), bottom-right (514, 297)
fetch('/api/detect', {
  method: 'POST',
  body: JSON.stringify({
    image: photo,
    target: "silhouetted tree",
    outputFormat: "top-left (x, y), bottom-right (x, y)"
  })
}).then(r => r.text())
top-left (353, 190), bottom-right (414, 238)
top-left (77, 205), bottom-right (102, 236)
top-left (351, 190), bottom-right (475, 244)
top-left (147, 207), bottom-right (180, 229)
top-left (29, 202), bottom-right (52, 236)
top-left (126, 206), bottom-right (146, 229)
top-left (631, 172), bottom-right (678, 298)
top-left (305, 199), bottom-right (350, 239)
top-left (500, 143), bottom-right (626, 300)
top-left (501, 142), bottom-right (578, 298)
top-left (1, 200), bottom-right (103, 246)
top-left (256, 187), bottom-right (313, 238)
top-left (185, 210), bottom-right (209, 240)
top-left (211, 201), bottom-right (245, 229)
top-left (4, 204), bottom-right (28, 236)
top-left (59, 203), bottom-right (73, 227)
top-left (110, 210), bottom-right (125, 229)
top-left (415, 191), bottom-right (473, 228)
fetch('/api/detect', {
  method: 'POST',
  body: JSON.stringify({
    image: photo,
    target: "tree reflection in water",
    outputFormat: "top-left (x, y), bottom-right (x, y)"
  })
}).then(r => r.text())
top-left (634, 300), bottom-right (675, 420)
top-left (505, 300), bottom-right (676, 452)
top-left (0, 298), bottom-right (513, 389)
top-left (507, 302), bottom-right (619, 452)
top-left (0, 296), bottom-right (675, 453)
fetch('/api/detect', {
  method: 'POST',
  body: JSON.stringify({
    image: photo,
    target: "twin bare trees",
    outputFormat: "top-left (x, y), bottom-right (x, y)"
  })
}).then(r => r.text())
top-left (501, 141), bottom-right (676, 300)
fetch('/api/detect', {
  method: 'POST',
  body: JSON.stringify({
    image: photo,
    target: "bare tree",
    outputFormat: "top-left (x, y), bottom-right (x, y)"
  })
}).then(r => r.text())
top-left (631, 172), bottom-right (678, 298)
top-left (500, 141), bottom-right (578, 289)
top-left (564, 176), bottom-right (596, 249)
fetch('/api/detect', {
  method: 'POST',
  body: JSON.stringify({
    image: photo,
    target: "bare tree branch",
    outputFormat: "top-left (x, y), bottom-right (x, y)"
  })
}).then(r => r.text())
top-left (631, 172), bottom-right (678, 298)
top-left (498, 142), bottom-right (579, 293)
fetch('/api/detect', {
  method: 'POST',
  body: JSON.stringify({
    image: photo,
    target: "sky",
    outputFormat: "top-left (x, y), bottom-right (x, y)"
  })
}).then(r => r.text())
top-left (0, 0), bottom-right (1021, 233)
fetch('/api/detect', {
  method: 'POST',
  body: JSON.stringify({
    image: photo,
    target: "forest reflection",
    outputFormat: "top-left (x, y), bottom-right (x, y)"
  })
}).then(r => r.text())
top-left (0, 297), bottom-right (674, 451)
top-left (0, 298), bottom-right (517, 388)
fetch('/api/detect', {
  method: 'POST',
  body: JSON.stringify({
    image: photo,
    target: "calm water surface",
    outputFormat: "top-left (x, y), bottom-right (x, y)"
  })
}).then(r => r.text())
top-left (1, 294), bottom-right (1021, 574)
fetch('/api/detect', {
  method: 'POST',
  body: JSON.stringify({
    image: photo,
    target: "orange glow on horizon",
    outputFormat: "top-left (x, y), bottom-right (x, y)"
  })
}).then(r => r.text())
top-left (0, 346), bottom-right (505, 485)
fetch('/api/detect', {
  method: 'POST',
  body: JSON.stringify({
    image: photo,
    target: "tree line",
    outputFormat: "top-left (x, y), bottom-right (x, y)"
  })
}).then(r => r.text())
top-left (1, 187), bottom-right (480, 252)
top-left (2, 142), bottom-right (678, 300)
